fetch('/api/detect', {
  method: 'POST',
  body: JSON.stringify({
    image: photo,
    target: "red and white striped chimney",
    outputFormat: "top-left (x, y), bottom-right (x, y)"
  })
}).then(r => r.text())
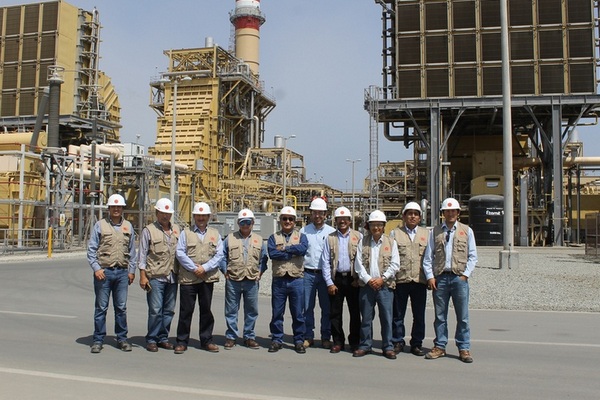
top-left (230, 0), bottom-right (265, 76)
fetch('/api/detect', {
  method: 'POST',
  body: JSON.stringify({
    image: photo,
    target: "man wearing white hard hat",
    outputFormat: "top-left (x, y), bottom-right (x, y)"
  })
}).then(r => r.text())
top-left (390, 202), bottom-right (429, 357)
top-left (353, 210), bottom-right (400, 360)
top-left (422, 197), bottom-right (477, 363)
top-left (267, 206), bottom-right (308, 354)
top-left (299, 197), bottom-right (335, 349)
top-left (221, 208), bottom-right (268, 350)
top-left (320, 206), bottom-right (363, 354)
top-left (174, 201), bottom-right (224, 354)
top-left (87, 193), bottom-right (137, 354)
top-left (137, 198), bottom-right (180, 352)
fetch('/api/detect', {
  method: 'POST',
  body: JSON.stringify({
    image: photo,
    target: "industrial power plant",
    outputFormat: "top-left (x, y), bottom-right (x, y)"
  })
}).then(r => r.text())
top-left (1, 0), bottom-right (600, 253)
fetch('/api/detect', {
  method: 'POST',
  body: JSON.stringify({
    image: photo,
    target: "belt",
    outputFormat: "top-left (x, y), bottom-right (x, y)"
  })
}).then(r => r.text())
top-left (336, 271), bottom-right (351, 277)
top-left (304, 269), bottom-right (321, 274)
top-left (440, 270), bottom-right (455, 275)
top-left (104, 265), bottom-right (127, 270)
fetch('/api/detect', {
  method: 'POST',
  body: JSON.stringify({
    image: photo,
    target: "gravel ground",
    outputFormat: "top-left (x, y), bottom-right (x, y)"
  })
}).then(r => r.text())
top-left (2, 245), bottom-right (599, 312)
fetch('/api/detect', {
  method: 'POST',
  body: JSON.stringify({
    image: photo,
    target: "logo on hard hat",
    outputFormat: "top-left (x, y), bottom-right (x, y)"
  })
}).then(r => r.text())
top-left (114, 199), bottom-right (118, 204)
top-left (243, 212), bottom-right (247, 216)
top-left (165, 205), bottom-right (170, 210)
top-left (199, 207), bottom-right (204, 212)
top-left (340, 210), bottom-right (345, 214)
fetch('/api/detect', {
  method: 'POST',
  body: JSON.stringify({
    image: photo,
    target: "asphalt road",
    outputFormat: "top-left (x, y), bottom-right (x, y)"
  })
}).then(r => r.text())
top-left (0, 255), bottom-right (599, 400)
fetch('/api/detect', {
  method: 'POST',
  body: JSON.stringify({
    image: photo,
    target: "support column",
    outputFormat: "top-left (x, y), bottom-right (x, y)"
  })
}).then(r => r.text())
top-left (429, 108), bottom-right (441, 226)
top-left (552, 104), bottom-right (564, 246)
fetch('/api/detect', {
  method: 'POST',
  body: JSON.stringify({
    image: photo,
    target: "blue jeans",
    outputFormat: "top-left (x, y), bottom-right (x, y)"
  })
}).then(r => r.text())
top-left (93, 268), bottom-right (129, 343)
top-left (225, 279), bottom-right (259, 340)
top-left (303, 270), bottom-right (331, 341)
top-left (145, 279), bottom-right (178, 344)
top-left (432, 273), bottom-right (470, 350)
top-left (270, 276), bottom-right (305, 344)
top-left (392, 282), bottom-right (427, 347)
top-left (358, 285), bottom-right (394, 352)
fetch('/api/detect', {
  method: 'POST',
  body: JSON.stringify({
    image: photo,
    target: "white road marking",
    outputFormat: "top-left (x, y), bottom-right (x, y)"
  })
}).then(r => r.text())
top-left (0, 367), bottom-right (317, 400)
top-left (0, 310), bottom-right (76, 319)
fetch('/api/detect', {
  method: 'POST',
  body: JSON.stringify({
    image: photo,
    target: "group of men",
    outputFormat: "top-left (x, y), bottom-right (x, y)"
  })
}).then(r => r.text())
top-left (87, 194), bottom-right (477, 363)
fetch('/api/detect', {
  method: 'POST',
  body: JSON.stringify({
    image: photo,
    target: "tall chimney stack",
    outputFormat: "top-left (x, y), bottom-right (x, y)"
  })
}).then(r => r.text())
top-left (230, 0), bottom-right (265, 75)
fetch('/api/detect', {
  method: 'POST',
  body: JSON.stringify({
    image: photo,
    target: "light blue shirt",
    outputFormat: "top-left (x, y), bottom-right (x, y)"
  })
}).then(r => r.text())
top-left (300, 223), bottom-right (336, 270)
top-left (176, 224), bottom-right (224, 273)
top-left (354, 235), bottom-right (400, 284)
top-left (422, 222), bottom-right (478, 280)
top-left (321, 229), bottom-right (362, 287)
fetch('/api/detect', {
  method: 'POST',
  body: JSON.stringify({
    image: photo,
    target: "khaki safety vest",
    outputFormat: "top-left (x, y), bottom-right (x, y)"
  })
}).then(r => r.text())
top-left (326, 229), bottom-right (361, 278)
top-left (97, 218), bottom-right (133, 268)
top-left (360, 234), bottom-right (396, 289)
top-left (271, 229), bottom-right (304, 278)
top-left (432, 222), bottom-right (470, 277)
top-left (226, 231), bottom-right (264, 281)
top-left (392, 226), bottom-right (428, 284)
top-left (178, 226), bottom-right (220, 284)
top-left (144, 222), bottom-right (180, 279)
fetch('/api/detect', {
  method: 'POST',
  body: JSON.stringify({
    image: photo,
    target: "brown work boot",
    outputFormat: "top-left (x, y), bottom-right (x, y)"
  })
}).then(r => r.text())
top-left (459, 349), bottom-right (473, 363)
top-left (425, 346), bottom-right (446, 360)
top-left (224, 339), bottom-right (235, 350)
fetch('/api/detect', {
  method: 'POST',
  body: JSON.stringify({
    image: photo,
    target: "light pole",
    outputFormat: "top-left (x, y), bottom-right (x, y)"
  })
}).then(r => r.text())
top-left (161, 74), bottom-right (192, 207)
top-left (346, 158), bottom-right (361, 229)
top-left (282, 134), bottom-right (296, 206)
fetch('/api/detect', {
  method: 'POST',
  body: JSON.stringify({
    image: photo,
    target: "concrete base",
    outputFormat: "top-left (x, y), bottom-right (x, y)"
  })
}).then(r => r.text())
top-left (499, 250), bottom-right (519, 269)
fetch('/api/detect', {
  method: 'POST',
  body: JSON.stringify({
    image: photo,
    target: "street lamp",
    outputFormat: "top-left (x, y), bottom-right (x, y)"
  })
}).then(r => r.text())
top-left (160, 74), bottom-right (192, 207)
top-left (346, 158), bottom-right (361, 229)
top-left (282, 134), bottom-right (296, 206)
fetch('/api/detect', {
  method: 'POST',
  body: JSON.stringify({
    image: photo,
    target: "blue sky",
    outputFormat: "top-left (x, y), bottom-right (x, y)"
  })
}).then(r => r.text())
top-left (14, 0), bottom-right (600, 190)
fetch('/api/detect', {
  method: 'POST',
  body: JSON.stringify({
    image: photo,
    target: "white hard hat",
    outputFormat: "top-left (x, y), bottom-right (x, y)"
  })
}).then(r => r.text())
top-left (309, 197), bottom-right (327, 211)
top-left (367, 210), bottom-right (387, 223)
top-left (334, 206), bottom-right (351, 218)
top-left (155, 198), bottom-right (174, 214)
top-left (192, 201), bottom-right (212, 215)
top-left (279, 206), bottom-right (297, 218)
top-left (402, 201), bottom-right (422, 215)
top-left (237, 208), bottom-right (255, 221)
top-left (107, 194), bottom-right (126, 207)
top-left (440, 197), bottom-right (461, 211)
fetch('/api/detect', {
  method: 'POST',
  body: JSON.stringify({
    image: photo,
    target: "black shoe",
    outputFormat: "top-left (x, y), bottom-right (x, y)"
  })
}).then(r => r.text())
top-left (410, 346), bottom-right (425, 356)
top-left (393, 341), bottom-right (405, 354)
top-left (268, 342), bottom-right (282, 353)
top-left (295, 342), bottom-right (306, 354)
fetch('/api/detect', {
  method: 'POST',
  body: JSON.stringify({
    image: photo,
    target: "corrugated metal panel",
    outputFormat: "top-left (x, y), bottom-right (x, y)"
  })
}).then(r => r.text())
top-left (425, 35), bottom-right (447, 64)
top-left (570, 63), bottom-right (595, 93)
top-left (398, 36), bottom-right (420, 65)
top-left (5, 7), bottom-right (21, 36)
top-left (482, 66), bottom-right (502, 95)
top-left (426, 68), bottom-right (449, 97)
top-left (1, 92), bottom-right (16, 116)
top-left (481, 0), bottom-right (500, 27)
top-left (20, 63), bottom-right (37, 88)
top-left (453, 1), bottom-right (475, 29)
top-left (538, 0), bottom-right (562, 25)
top-left (22, 36), bottom-right (38, 60)
top-left (2, 64), bottom-right (18, 89)
top-left (568, 0), bottom-right (592, 24)
top-left (41, 2), bottom-right (58, 32)
top-left (481, 32), bottom-right (501, 62)
top-left (510, 0), bottom-right (532, 26)
top-left (40, 34), bottom-right (56, 59)
top-left (398, 69), bottom-right (421, 98)
top-left (19, 89), bottom-right (36, 115)
top-left (454, 67), bottom-right (477, 96)
top-left (511, 65), bottom-right (535, 94)
top-left (511, 31), bottom-right (533, 60)
top-left (23, 4), bottom-right (40, 34)
top-left (540, 64), bottom-right (564, 93)
top-left (568, 28), bottom-right (593, 58)
top-left (4, 37), bottom-right (19, 62)
top-left (539, 30), bottom-right (564, 59)
top-left (425, 2), bottom-right (447, 31)
top-left (454, 34), bottom-right (476, 62)
top-left (397, 3), bottom-right (420, 32)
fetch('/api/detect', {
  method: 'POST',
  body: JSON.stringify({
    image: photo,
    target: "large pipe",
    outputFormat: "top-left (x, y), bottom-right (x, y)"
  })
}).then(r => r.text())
top-left (47, 67), bottom-right (64, 148)
top-left (30, 88), bottom-right (49, 149)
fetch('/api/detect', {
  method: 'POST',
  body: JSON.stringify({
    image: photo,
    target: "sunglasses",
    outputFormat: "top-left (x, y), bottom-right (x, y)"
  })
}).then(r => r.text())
top-left (238, 220), bottom-right (252, 226)
top-left (281, 217), bottom-right (295, 222)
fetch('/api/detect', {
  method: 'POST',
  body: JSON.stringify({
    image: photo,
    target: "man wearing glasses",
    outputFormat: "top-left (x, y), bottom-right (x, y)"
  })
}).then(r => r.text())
top-left (222, 209), bottom-right (268, 350)
top-left (422, 197), bottom-right (478, 363)
top-left (267, 206), bottom-right (309, 354)
top-left (353, 210), bottom-right (400, 360)
top-left (300, 197), bottom-right (336, 349)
